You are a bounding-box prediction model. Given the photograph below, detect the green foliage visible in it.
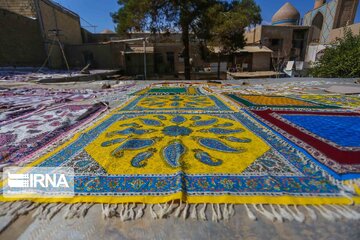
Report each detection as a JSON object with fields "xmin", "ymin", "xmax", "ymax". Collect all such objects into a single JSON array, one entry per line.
[
  {"xmin": 111, "ymin": 0, "xmax": 174, "ymax": 34},
  {"xmin": 112, "ymin": 0, "xmax": 261, "ymax": 48},
  {"xmin": 310, "ymin": 29, "xmax": 360, "ymax": 78},
  {"xmin": 208, "ymin": 0, "xmax": 262, "ymax": 54},
  {"xmin": 111, "ymin": 0, "xmax": 261, "ymax": 79},
  {"xmin": 111, "ymin": 0, "xmax": 216, "ymax": 35}
]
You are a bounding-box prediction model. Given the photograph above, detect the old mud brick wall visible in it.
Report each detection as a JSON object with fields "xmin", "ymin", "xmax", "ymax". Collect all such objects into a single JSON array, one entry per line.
[
  {"xmin": 0, "ymin": 0, "xmax": 36, "ymax": 18},
  {"xmin": 38, "ymin": 0, "xmax": 83, "ymax": 68},
  {"xmin": 0, "ymin": 8, "xmax": 46, "ymax": 66}
]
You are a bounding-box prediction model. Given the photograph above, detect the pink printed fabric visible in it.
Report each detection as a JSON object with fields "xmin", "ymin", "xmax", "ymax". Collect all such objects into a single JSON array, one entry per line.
[
  {"xmin": 0, "ymin": 103, "xmax": 107, "ymax": 165},
  {"xmin": 0, "ymin": 87, "xmax": 96, "ymax": 107},
  {"xmin": 0, "ymin": 87, "xmax": 97, "ymax": 124}
]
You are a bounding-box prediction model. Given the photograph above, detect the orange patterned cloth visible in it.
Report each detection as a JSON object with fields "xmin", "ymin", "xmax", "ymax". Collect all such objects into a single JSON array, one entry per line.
[{"xmin": 240, "ymin": 95, "xmax": 316, "ymax": 106}]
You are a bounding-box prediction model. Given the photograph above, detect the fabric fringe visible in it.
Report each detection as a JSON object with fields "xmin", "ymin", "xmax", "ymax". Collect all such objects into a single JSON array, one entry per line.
[
  {"xmin": 182, "ymin": 202, "xmax": 189, "ymax": 220},
  {"xmin": 244, "ymin": 204, "xmax": 257, "ymax": 221},
  {"xmin": 190, "ymin": 203, "xmax": 198, "ymax": 220},
  {"xmin": 211, "ymin": 204, "xmax": 218, "ymax": 222},
  {"xmin": 223, "ymin": 204, "xmax": 230, "ymax": 221},
  {"xmin": 1, "ymin": 202, "xmax": 359, "ymax": 223},
  {"xmin": 270, "ymin": 204, "xmax": 283, "ymax": 222},
  {"xmin": 149, "ymin": 204, "xmax": 158, "ymax": 220},
  {"xmin": 135, "ymin": 203, "xmax": 146, "ymax": 220},
  {"xmin": 303, "ymin": 205, "xmax": 317, "ymax": 220},
  {"xmin": 64, "ymin": 203, "xmax": 94, "ymax": 219},
  {"xmin": 253, "ymin": 204, "xmax": 275, "ymax": 222},
  {"xmin": 199, "ymin": 203, "xmax": 207, "ymax": 221},
  {"xmin": 1, "ymin": 201, "xmax": 360, "ymax": 233},
  {"xmin": 174, "ymin": 201, "xmax": 183, "ymax": 218},
  {"xmin": 0, "ymin": 201, "xmax": 32, "ymax": 233}
]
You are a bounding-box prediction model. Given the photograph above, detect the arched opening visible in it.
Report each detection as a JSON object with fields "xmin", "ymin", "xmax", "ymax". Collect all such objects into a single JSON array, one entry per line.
[
  {"xmin": 311, "ymin": 12, "xmax": 324, "ymax": 43},
  {"xmin": 316, "ymin": 49, "xmax": 325, "ymax": 61}
]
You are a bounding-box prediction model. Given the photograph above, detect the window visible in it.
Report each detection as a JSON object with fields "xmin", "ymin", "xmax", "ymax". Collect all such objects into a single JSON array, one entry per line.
[
  {"xmin": 166, "ymin": 52, "xmax": 174, "ymax": 63},
  {"xmin": 155, "ymin": 53, "xmax": 163, "ymax": 64},
  {"xmin": 166, "ymin": 52, "xmax": 175, "ymax": 73},
  {"xmin": 269, "ymin": 39, "xmax": 283, "ymax": 52},
  {"xmin": 270, "ymin": 39, "xmax": 282, "ymax": 46}
]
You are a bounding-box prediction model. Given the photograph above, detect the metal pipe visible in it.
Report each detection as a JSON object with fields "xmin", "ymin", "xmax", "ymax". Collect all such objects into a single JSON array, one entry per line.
[
  {"xmin": 144, "ymin": 39, "xmax": 147, "ymax": 80},
  {"xmin": 110, "ymin": 38, "xmax": 146, "ymax": 43}
]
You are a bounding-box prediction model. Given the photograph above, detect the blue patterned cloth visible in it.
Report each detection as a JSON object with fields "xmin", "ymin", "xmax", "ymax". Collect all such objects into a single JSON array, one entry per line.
[{"xmin": 281, "ymin": 115, "xmax": 360, "ymax": 148}]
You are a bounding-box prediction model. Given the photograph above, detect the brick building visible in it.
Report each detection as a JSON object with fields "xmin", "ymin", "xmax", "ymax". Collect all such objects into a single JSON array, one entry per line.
[{"xmin": 245, "ymin": 0, "xmax": 359, "ymax": 71}]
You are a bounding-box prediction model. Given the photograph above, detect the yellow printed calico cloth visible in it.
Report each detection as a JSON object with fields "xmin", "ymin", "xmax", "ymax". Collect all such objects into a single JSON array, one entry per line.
[
  {"xmin": 132, "ymin": 86, "xmax": 201, "ymax": 95},
  {"xmin": 299, "ymin": 95, "xmax": 360, "ymax": 108},
  {"xmin": 2, "ymin": 92, "xmax": 359, "ymax": 205},
  {"xmin": 225, "ymin": 94, "xmax": 338, "ymax": 109},
  {"xmin": 86, "ymin": 114, "xmax": 268, "ymax": 175},
  {"xmin": 240, "ymin": 95, "xmax": 316, "ymax": 106}
]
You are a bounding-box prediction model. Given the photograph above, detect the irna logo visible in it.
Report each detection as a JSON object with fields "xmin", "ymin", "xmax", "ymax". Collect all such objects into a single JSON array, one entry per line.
[
  {"xmin": 3, "ymin": 167, "xmax": 74, "ymax": 198},
  {"xmin": 7, "ymin": 172, "xmax": 69, "ymax": 188}
]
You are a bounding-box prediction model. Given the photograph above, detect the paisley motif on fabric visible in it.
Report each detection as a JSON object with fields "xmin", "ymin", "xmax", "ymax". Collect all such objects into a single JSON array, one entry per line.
[
  {"xmin": 120, "ymin": 95, "xmax": 232, "ymax": 111},
  {"xmin": 162, "ymin": 140, "xmax": 186, "ymax": 168},
  {"xmin": 12, "ymin": 86, "xmax": 359, "ymax": 205}
]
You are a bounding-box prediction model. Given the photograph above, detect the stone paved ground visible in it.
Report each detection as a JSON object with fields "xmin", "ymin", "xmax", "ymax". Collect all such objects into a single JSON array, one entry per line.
[{"xmin": 1, "ymin": 205, "xmax": 360, "ymax": 240}]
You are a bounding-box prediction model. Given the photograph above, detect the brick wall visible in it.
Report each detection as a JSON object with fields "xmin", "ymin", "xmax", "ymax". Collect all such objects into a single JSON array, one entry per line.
[
  {"xmin": 0, "ymin": 8, "xmax": 46, "ymax": 66},
  {"xmin": 65, "ymin": 42, "xmax": 126, "ymax": 69},
  {"xmin": 252, "ymin": 52, "xmax": 271, "ymax": 71},
  {"xmin": 38, "ymin": 0, "xmax": 83, "ymax": 45},
  {"xmin": 0, "ymin": 0, "xmax": 36, "ymax": 18}
]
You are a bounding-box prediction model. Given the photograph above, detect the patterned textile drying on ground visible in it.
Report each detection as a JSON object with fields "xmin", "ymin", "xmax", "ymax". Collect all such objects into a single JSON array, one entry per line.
[
  {"xmin": 0, "ymin": 88, "xmax": 96, "ymax": 110},
  {"xmin": 0, "ymin": 105, "xmax": 43, "ymax": 124},
  {"xmin": 122, "ymin": 94, "xmax": 233, "ymax": 112},
  {"xmin": 225, "ymin": 94, "xmax": 338, "ymax": 109},
  {"xmin": 92, "ymin": 82, "xmax": 137, "ymax": 96},
  {"xmin": 2, "ymin": 91, "xmax": 359, "ymax": 206},
  {"xmin": 0, "ymin": 69, "xmax": 84, "ymax": 82},
  {"xmin": 249, "ymin": 109, "xmax": 360, "ymax": 180},
  {"xmin": 0, "ymin": 87, "xmax": 96, "ymax": 105},
  {"xmin": 0, "ymin": 103, "xmax": 108, "ymax": 166},
  {"xmin": 0, "ymin": 93, "xmax": 57, "ymax": 109},
  {"xmin": 210, "ymin": 81, "xmax": 338, "ymax": 95},
  {"xmin": 133, "ymin": 86, "xmax": 203, "ymax": 95},
  {"xmin": 298, "ymin": 95, "xmax": 360, "ymax": 108},
  {"xmin": 0, "ymin": 87, "xmax": 98, "ymax": 123},
  {"xmin": 94, "ymin": 83, "xmax": 143, "ymax": 107}
]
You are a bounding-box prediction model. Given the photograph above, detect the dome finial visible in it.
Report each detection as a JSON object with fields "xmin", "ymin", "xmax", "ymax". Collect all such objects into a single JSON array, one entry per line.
[
  {"xmin": 272, "ymin": 2, "xmax": 300, "ymax": 26},
  {"xmin": 314, "ymin": 0, "xmax": 326, "ymax": 9}
]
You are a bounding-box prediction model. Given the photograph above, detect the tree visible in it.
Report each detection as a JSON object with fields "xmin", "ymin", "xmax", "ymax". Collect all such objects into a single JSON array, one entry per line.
[
  {"xmin": 310, "ymin": 28, "xmax": 360, "ymax": 78},
  {"xmin": 112, "ymin": 0, "xmax": 217, "ymax": 79},
  {"xmin": 207, "ymin": 0, "xmax": 261, "ymax": 78},
  {"xmin": 112, "ymin": 1, "xmax": 177, "ymax": 35},
  {"xmin": 112, "ymin": 0, "xmax": 261, "ymax": 80}
]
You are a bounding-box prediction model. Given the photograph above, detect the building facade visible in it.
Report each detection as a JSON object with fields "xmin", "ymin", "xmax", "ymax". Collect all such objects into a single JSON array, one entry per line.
[
  {"xmin": 303, "ymin": 0, "xmax": 359, "ymax": 62},
  {"xmin": 0, "ymin": 0, "xmax": 205, "ymax": 76},
  {"xmin": 246, "ymin": 0, "xmax": 359, "ymax": 70},
  {"xmin": 1, "ymin": 0, "xmax": 358, "ymax": 76},
  {"xmin": 245, "ymin": 2, "xmax": 310, "ymax": 72},
  {"xmin": 0, "ymin": 7, "xmax": 46, "ymax": 66},
  {"xmin": 0, "ymin": 0, "xmax": 83, "ymax": 68}
]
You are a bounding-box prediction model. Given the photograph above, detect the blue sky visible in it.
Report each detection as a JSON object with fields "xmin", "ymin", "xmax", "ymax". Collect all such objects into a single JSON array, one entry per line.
[{"xmin": 54, "ymin": 0, "xmax": 360, "ymax": 33}]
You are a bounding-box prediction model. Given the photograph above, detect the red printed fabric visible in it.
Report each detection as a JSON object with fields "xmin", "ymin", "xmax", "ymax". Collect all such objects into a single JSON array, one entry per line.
[{"xmin": 250, "ymin": 109, "xmax": 360, "ymax": 178}]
